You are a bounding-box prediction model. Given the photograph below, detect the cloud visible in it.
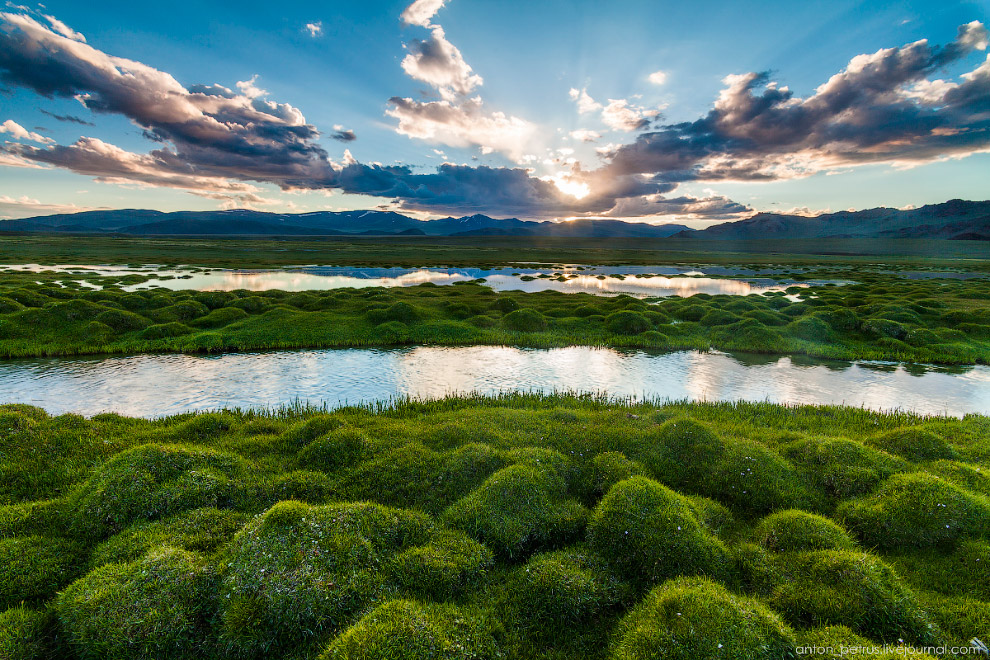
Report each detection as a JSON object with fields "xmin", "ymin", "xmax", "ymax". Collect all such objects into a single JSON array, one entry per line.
[
  {"xmin": 0, "ymin": 119, "xmax": 54, "ymax": 143},
  {"xmin": 569, "ymin": 87, "xmax": 602, "ymax": 114},
  {"xmin": 0, "ymin": 12, "xmax": 334, "ymax": 189},
  {"xmin": 188, "ymin": 190, "xmax": 283, "ymax": 210},
  {"xmin": 304, "ymin": 21, "xmax": 322, "ymax": 37},
  {"xmin": 386, "ymin": 96, "xmax": 535, "ymax": 161},
  {"xmin": 601, "ymin": 98, "xmax": 659, "ymax": 131},
  {"xmin": 390, "ymin": 4, "xmax": 535, "ymax": 161},
  {"xmin": 648, "ymin": 70, "xmax": 668, "ymax": 85},
  {"xmin": 39, "ymin": 109, "xmax": 95, "ymax": 125},
  {"xmin": 5, "ymin": 136, "xmax": 272, "ymax": 192},
  {"xmin": 0, "ymin": 194, "xmax": 99, "ymax": 219},
  {"xmin": 602, "ymin": 193, "xmax": 750, "ymax": 219},
  {"xmin": 42, "ymin": 13, "xmax": 84, "ymax": 42},
  {"xmin": 2, "ymin": 10, "xmax": 986, "ymax": 224},
  {"xmin": 401, "ymin": 26, "xmax": 482, "ymax": 98},
  {"xmin": 400, "ymin": 0, "xmax": 447, "ymax": 28},
  {"xmin": 331, "ymin": 125, "xmax": 356, "ymax": 142},
  {"xmin": 570, "ymin": 129, "xmax": 601, "ymax": 142},
  {"xmin": 235, "ymin": 75, "xmax": 266, "ymax": 99},
  {"xmin": 604, "ymin": 20, "xmax": 990, "ymax": 182}
]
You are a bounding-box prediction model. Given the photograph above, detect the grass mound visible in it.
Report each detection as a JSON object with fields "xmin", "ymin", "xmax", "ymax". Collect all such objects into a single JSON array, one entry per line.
[
  {"xmin": 319, "ymin": 600, "xmax": 502, "ymax": 660},
  {"xmin": 589, "ymin": 451, "xmax": 646, "ymax": 498},
  {"xmin": 782, "ymin": 436, "xmax": 907, "ymax": 501},
  {"xmin": 337, "ymin": 442, "xmax": 509, "ymax": 513},
  {"xmin": 56, "ymin": 546, "xmax": 217, "ymax": 660},
  {"xmin": 0, "ymin": 397, "xmax": 987, "ymax": 659},
  {"xmin": 501, "ymin": 308, "xmax": 548, "ymax": 332},
  {"xmin": 297, "ymin": 428, "xmax": 371, "ymax": 472},
  {"xmin": 0, "ymin": 606, "xmax": 54, "ymax": 660},
  {"xmin": 869, "ymin": 427, "xmax": 957, "ymax": 462},
  {"xmin": 500, "ymin": 548, "xmax": 627, "ymax": 627},
  {"xmin": 218, "ymin": 500, "xmax": 433, "ymax": 655},
  {"xmin": 838, "ymin": 473, "xmax": 990, "ymax": 549},
  {"xmin": 443, "ymin": 464, "xmax": 587, "ymax": 559},
  {"xmin": 888, "ymin": 539, "xmax": 990, "ymax": 602},
  {"xmin": 753, "ymin": 510, "xmax": 856, "ymax": 552},
  {"xmin": 0, "ymin": 535, "xmax": 83, "ymax": 608},
  {"xmin": 605, "ymin": 311, "xmax": 651, "ymax": 334},
  {"xmin": 89, "ymin": 507, "xmax": 249, "ymax": 567},
  {"xmin": 587, "ymin": 477, "xmax": 729, "ymax": 586},
  {"xmin": 648, "ymin": 419, "xmax": 816, "ymax": 515},
  {"xmin": 390, "ymin": 529, "xmax": 494, "ymax": 600},
  {"xmin": 610, "ymin": 576, "xmax": 795, "ymax": 660},
  {"xmin": 67, "ymin": 444, "xmax": 248, "ymax": 538},
  {"xmin": 191, "ymin": 307, "xmax": 248, "ymax": 329},
  {"xmin": 767, "ymin": 550, "xmax": 937, "ymax": 644}
]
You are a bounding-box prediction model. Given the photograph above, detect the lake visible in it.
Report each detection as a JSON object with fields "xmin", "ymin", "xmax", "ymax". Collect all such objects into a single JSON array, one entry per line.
[
  {"xmin": 1, "ymin": 346, "xmax": 986, "ymax": 418},
  {"xmin": 2, "ymin": 263, "xmax": 844, "ymax": 298}
]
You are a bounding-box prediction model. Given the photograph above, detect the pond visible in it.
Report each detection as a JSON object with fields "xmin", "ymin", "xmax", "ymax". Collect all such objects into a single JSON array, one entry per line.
[
  {"xmin": 1, "ymin": 264, "xmax": 844, "ymax": 298},
  {"xmin": 0, "ymin": 346, "xmax": 986, "ymax": 418}
]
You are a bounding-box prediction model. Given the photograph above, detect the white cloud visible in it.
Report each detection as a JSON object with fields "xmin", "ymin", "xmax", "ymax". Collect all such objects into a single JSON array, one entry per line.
[
  {"xmin": 387, "ymin": 96, "xmax": 536, "ymax": 161},
  {"xmin": 235, "ymin": 75, "xmax": 266, "ymax": 99},
  {"xmin": 648, "ymin": 70, "xmax": 668, "ymax": 85},
  {"xmin": 0, "ymin": 195, "xmax": 98, "ymax": 219},
  {"xmin": 304, "ymin": 21, "xmax": 322, "ymax": 37},
  {"xmin": 188, "ymin": 190, "xmax": 283, "ymax": 210},
  {"xmin": 400, "ymin": 0, "xmax": 447, "ymax": 27},
  {"xmin": 0, "ymin": 119, "xmax": 54, "ymax": 144},
  {"xmin": 601, "ymin": 99, "xmax": 659, "ymax": 132},
  {"xmin": 401, "ymin": 26, "xmax": 482, "ymax": 98},
  {"xmin": 569, "ymin": 87, "xmax": 602, "ymax": 114},
  {"xmin": 43, "ymin": 14, "xmax": 85, "ymax": 42},
  {"xmin": 569, "ymin": 129, "xmax": 601, "ymax": 142},
  {"xmin": 900, "ymin": 78, "xmax": 957, "ymax": 103}
]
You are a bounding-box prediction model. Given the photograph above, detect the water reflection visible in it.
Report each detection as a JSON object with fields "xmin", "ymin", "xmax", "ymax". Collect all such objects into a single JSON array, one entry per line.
[
  {"xmin": 0, "ymin": 347, "xmax": 986, "ymax": 418},
  {"xmin": 1, "ymin": 263, "xmax": 847, "ymax": 298}
]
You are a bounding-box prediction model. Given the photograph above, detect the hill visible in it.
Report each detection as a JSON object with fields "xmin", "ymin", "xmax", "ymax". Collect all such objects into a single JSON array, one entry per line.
[
  {"xmin": 0, "ymin": 209, "xmax": 691, "ymax": 238},
  {"xmin": 676, "ymin": 199, "xmax": 990, "ymax": 240}
]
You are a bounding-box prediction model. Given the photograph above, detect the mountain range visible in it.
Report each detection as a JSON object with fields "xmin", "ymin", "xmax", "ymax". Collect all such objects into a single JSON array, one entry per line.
[
  {"xmin": 672, "ymin": 199, "xmax": 990, "ymax": 241},
  {"xmin": 1, "ymin": 199, "xmax": 987, "ymax": 240}
]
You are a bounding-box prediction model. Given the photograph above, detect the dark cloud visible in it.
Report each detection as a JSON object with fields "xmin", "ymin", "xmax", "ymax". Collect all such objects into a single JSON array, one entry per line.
[
  {"xmin": 39, "ymin": 109, "xmax": 95, "ymax": 126},
  {"xmin": 330, "ymin": 129, "xmax": 357, "ymax": 142},
  {"xmin": 604, "ymin": 21, "xmax": 990, "ymax": 182},
  {"xmin": 0, "ymin": 13, "xmax": 334, "ymax": 190}
]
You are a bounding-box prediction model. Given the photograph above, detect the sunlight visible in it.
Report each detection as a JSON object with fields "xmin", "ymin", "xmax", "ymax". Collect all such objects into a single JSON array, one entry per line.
[{"xmin": 550, "ymin": 175, "xmax": 591, "ymax": 200}]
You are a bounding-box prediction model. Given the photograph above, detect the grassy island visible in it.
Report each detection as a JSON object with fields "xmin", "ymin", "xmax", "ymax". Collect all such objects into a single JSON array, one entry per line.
[
  {"xmin": 1, "ymin": 395, "xmax": 988, "ymax": 659},
  {"xmin": 1, "ymin": 272, "xmax": 988, "ymax": 364}
]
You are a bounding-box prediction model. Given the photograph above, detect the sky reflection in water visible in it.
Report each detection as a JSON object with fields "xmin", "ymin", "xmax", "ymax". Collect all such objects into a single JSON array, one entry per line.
[{"xmin": 0, "ymin": 347, "xmax": 985, "ymax": 418}]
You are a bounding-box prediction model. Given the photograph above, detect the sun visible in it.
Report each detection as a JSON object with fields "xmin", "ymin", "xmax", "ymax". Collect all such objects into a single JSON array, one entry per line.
[{"xmin": 550, "ymin": 175, "xmax": 591, "ymax": 200}]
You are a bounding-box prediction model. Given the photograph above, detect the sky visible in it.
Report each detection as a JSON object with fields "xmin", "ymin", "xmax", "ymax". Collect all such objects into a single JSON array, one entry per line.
[{"xmin": 0, "ymin": 0, "xmax": 988, "ymax": 226}]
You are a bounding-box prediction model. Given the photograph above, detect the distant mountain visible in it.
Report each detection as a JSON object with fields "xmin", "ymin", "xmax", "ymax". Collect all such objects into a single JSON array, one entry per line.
[
  {"xmin": 674, "ymin": 199, "xmax": 990, "ymax": 241},
  {"xmin": 0, "ymin": 208, "xmax": 692, "ymax": 238},
  {"xmin": 3, "ymin": 200, "xmax": 987, "ymax": 239}
]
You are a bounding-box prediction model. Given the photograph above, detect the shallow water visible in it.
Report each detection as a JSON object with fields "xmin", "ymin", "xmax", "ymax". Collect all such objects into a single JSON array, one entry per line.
[
  {"xmin": 1, "ymin": 346, "xmax": 986, "ymax": 418},
  {"xmin": 1, "ymin": 263, "xmax": 840, "ymax": 298}
]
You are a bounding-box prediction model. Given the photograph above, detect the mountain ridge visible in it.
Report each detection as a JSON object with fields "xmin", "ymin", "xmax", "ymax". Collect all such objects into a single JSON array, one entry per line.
[
  {"xmin": 2, "ymin": 199, "xmax": 988, "ymax": 239},
  {"xmin": 671, "ymin": 199, "xmax": 990, "ymax": 241}
]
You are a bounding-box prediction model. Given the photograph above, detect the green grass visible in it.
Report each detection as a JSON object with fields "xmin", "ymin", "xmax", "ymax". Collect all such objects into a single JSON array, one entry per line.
[
  {"xmin": 1, "ymin": 271, "xmax": 989, "ymax": 363},
  {"xmin": 2, "ymin": 234, "xmax": 989, "ymax": 269},
  {"xmin": 0, "ymin": 395, "xmax": 988, "ymax": 658}
]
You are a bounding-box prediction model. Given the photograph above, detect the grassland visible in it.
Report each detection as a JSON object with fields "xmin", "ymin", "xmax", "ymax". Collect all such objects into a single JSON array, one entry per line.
[
  {"xmin": 0, "ymin": 272, "xmax": 988, "ymax": 364},
  {"xmin": 0, "ymin": 395, "xmax": 988, "ymax": 659},
  {"xmin": 2, "ymin": 234, "xmax": 990, "ymax": 269}
]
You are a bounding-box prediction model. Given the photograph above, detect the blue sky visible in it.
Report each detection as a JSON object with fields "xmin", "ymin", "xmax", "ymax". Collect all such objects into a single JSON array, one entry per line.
[{"xmin": 0, "ymin": 0, "xmax": 988, "ymax": 225}]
